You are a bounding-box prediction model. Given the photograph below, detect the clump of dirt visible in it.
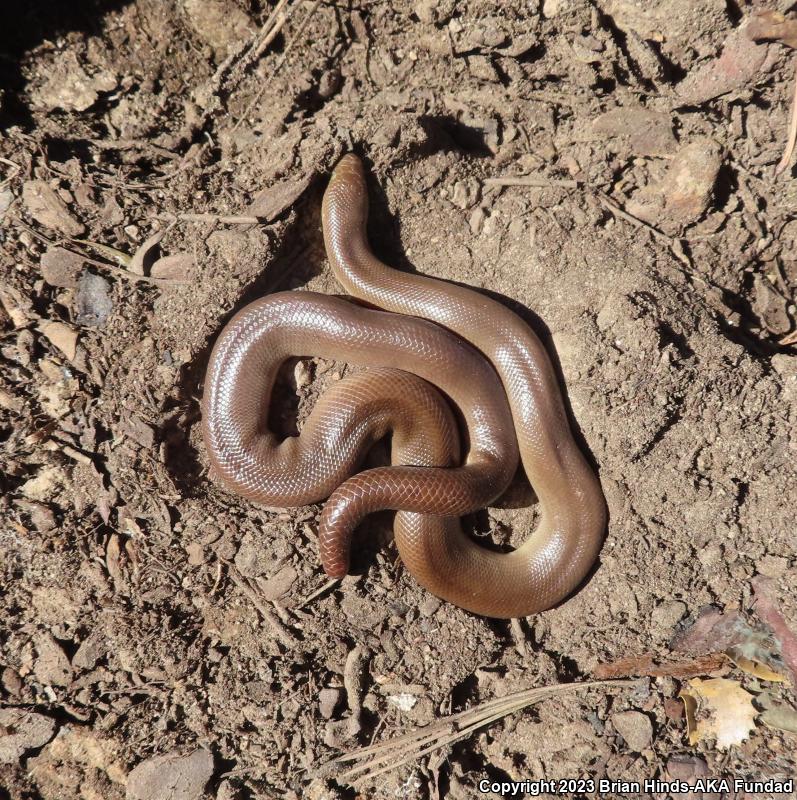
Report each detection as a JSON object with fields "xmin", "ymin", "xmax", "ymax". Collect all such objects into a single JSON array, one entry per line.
[{"xmin": 1, "ymin": 1, "xmax": 796, "ymax": 798}]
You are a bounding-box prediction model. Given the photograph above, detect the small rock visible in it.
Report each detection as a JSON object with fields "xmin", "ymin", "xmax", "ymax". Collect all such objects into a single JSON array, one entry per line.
[
  {"xmin": 414, "ymin": 0, "xmax": 439, "ymax": 24},
  {"xmin": 294, "ymin": 360, "xmax": 312, "ymax": 389},
  {"xmin": 40, "ymin": 321, "xmax": 79, "ymax": 361},
  {"xmin": 387, "ymin": 692, "xmax": 418, "ymax": 712},
  {"xmin": 116, "ymin": 413, "xmax": 156, "ymax": 449},
  {"xmin": 15, "ymin": 499, "xmax": 57, "ymax": 532},
  {"xmin": 612, "ymin": 710, "xmax": 653, "ymax": 751},
  {"xmin": 257, "ymin": 565, "xmax": 297, "ymax": 601},
  {"xmin": 1, "ymin": 666, "xmax": 23, "ymax": 697},
  {"xmin": 0, "ymin": 709, "xmax": 56, "ymax": 764},
  {"xmin": 468, "ymin": 55, "xmax": 499, "ymax": 82},
  {"xmin": 757, "ymin": 555, "xmax": 788, "ymax": 578},
  {"xmin": 0, "ymin": 188, "xmax": 14, "ymax": 220},
  {"xmin": 99, "ymin": 195, "xmax": 125, "ymax": 227},
  {"xmin": 449, "ymin": 179, "xmax": 480, "ymax": 210},
  {"xmin": 72, "ymin": 632, "xmax": 107, "ymax": 670},
  {"xmin": 185, "ymin": 541, "xmax": 206, "ymax": 566},
  {"xmin": 21, "ymin": 465, "xmax": 66, "ymax": 502},
  {"xmin": 183, "ymin": 0, "xmax": 256, "ymax": 60},
  {"xmin": 626, "ymin": 138, "xmax": 723, "ymax": 234},
  {"xmin": 752, "ymin": 276, "xmax": 791, "ymax": 335},
  {"xmin": 31, "ymin": 51, "xmax": 116, "ymax": 112},
  {"xmin": 322, "ymin": 719, "xmax": 350, "ymax": 748},
  {"xmin": 40, "ymin": 246, "xmax": 85, "ymax": 288},
  {"xmin": 318, "ymin": 687, "xmax": 343, "ymax": 719},
  {"xmin": 75, "ymin": 272, "xmax": 113, "ymax": 327},
  {"xmin": 150, "ymin": 253, "xmax": 193, "ymax": 281},
  {"xmin": 651, "ymin": 600, "xmax": 687, "ymax": 637},
  {"xmin": 418, "ymin": 596, "xmax": 441, "ymax": 616},
  {"xmin": 666, "ymin": 754, "xmax": 709, "ymax": 780},
  {"xmin": 469, "ymin": 206, "xmax": 486, "ymax": 235},
  {"xmin": 126, "ymin": 748, "xmax": 214, "ymax": 800},
  {"xmin": 33, "ymin": 632, "xmax": 73, "ymax": 687},
  {"xmin": 22, "ymin": 180, "xmax": 85, "ymax": 237}
]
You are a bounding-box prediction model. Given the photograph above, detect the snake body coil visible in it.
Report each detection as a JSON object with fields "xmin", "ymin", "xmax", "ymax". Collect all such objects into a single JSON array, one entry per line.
[{"xmin": 202, "ymin": 154, "xmax": 606, "ymax": 618}]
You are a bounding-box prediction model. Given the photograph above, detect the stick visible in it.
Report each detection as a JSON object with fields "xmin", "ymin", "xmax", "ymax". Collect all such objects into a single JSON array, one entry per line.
[{"xmin": 775, "ymin": 58, "xmax": 797, "ymax": 176}]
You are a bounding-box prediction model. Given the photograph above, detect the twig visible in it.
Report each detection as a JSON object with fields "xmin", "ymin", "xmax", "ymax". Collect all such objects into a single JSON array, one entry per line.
[
  {"xmin": 775, "ymin": 57, "xmax": 797, "ymax": 176},
  {"xmin": 229, "ymin": 567, "xmax": 300, "ymax": 649},
  {"xmin": 0, "ymin": 157, "xmax": 22, "ymax": 190},
  {"xmin": 252, "ymin": 0, "xmax": 291, "ymax": 60},
  {"xmin": 593, "ymin": 652, "xmax": 729, "ymax": 680},
  {"xmin": 13, "ymin": 221, "xmax": 188, "ymax": 286},
  {"xmin": 483, "ymin": 175, "xmax": 579, "ymax": 189},
  {"xmin": 231, "ymin": 0, "xmax": 322, "ymax": 133},
  {"xmin": 296, "ymin": 576, "xmax": 340, "ymax": 609},
  {"xmin": 596, "ymin": 191, "xmax": 694, "ymax": 270},
  {"xmin": 779, "ymin": 329, "xmax": 797, "ymax": 346},
  {"xmin": 169, "ymin": 213, "xmax": 261, "ymax": 225},
  {"xmin": 328, "ymin": 679, "xmax": 635, "ymax": 785}
]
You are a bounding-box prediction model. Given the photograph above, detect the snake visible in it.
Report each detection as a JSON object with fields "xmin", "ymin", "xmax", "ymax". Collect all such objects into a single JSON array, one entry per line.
[{"xmin": 201, "ymin": 153, "xmax": 606, "ymax": 618}]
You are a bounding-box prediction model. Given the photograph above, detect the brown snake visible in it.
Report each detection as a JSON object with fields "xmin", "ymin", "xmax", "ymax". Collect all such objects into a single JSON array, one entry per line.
[{"xmin": 201, "ymin": 154, "xmax": 606, "ymax": 618}]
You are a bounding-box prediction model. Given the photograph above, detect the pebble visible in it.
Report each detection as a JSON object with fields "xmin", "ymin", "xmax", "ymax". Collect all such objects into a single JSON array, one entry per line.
[
  {"xmin": 650, "ymin": 599, "xmax": 687, "ymax": 638},
  {"xmin": 40, "ymin": 246, "xmax": 84, "ymax": 288},
  {"xmin": 22, "ymin": 180, "xmax": 85, "ymax": 237},
  {"xmin": 0, "ymin": 709, "xmax": 56, "ymax": 764},
  {"xmin": 318, "ymin": 687, "xmax": 343, "ymax": 719},
  {"xmin": 756, "ymin": 554, "xmax": 788, "ymax": 578},
  {"xmin": 294, "ymin": 360, "xmax": 312, "ymax": 389},
  {"xmin": 626, "ymin": 138, "xmax": 723, "ymax": 234},
  {"xmin": 126, "ymin": 748, "xmax": 214, "ymax": 800},
  {"xmin": 612, "ymin": 710, "xmax": 653, "ymax": 752},
  {"xmin": 33, "ymin": 632, "xmax": 73, "ymax": 688},
  {"xmin": 183, "ymin": 0, "xmax": 255, "ymax": 60},
  {"xmin": 40, "ymin": 321, "xmax": 79, "ymax": 361}
]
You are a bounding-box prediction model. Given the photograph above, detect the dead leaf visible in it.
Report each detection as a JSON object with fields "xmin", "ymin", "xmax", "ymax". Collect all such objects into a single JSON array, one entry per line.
[
  {"xmin": 22, "ymin": 180, "xmax": 85, "ymax": 236},
  {"xmin": 675, "ymin": 20, "xmax": 769, "ymax": 106},
  {"xmin": 106, "ymin": 534, "xmax": 124, "ymax": 583},
  {"xmin": 752, "ymin": 577, "xmax": 797, "ymax": 686},
  {"xmin": 129, "ymin": 230, "xmax": 165, "ymax": 275},
  {"xmin": 680, "ymin": 678, "xmax": 757, "ymax": 749},
  {"xmin": 246, "ymin": 172, "xmax": 314, "ymax": 224},
  {"xmin": 673, "ymin": 606, "xmax": 788, "ymax": 680},
  {"xmin": 150, "ymin": 253, "xmax": 194, "ymax": 281},
  {"xmin": 758, "ymin": 693, "xmax": 797, "ymax": 734},
  {"xmin": 726, "ymin": 648, "xmax": 786, "ymax": 682}
]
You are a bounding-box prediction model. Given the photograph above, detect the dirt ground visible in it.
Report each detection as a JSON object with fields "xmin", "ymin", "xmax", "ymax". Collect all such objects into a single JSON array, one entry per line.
[{"xmin": 1, "ymin": 1, "xmax": 797, "ymax": 798}]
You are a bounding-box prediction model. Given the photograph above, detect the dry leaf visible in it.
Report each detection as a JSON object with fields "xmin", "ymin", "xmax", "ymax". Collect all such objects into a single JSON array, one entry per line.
[
  {"xmin": 758, "ymin": 693, "xmax": 797, "ymax": 734},
  {"xmin": 680, "ymin": 678, "xmax": 757, "ymax": 749},
  {"xmin": 246, "ymin": 172, "xmax": 314, "ymax": 223},
  {"xmin": 752, "ymin": 577, "xmax": 797, "ymax": 686},
  {"xmin": 105, "ymin": 534, "xmax": 124, "ymax": 583},
  {"xmin": 129, "ymin": 230, "xmax": 165, "ymax": 275},
  {"xmin": 726, "ymin": 648, "xmax": 786, "ymax": 682},
  {"xmin": 150, "ymin": 253, "xmax": 193, "ymax": 281},
  {"xmin": 22, "ymin": 180, "xmax": 85, "ymax": 236},
  {"xmin": 675, "ymin": 20, "xmax": 769, "ymax": 106}
]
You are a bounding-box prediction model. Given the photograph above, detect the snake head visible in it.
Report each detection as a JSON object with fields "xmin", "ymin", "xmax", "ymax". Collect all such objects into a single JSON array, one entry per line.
[{"xmin": 323, "ymin": 153, "xmax": 370, "ymax": 232}]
